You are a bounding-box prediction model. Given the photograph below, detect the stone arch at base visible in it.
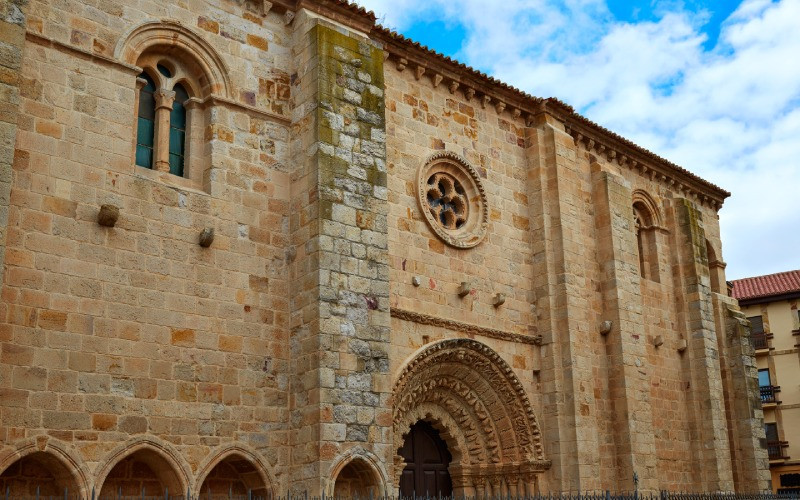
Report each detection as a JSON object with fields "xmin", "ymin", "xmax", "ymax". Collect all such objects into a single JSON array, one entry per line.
[
  {"xmin": 194, "ymin": 443, "xmax": 276, "ymax": 499},
  {"xmin": 0, "ymin": 437, "xmax": 90, "ymax": 499},
  {"xmin": 392, "ymin": 338, "xmax": 551, "ymax": 496},
  {"xmin": 94, "ymin": 436, "xmax": 191, "ymax": 497},
  {"xmin": 328, "ymin": 448, "xmax": 388, "ymax": 498}
]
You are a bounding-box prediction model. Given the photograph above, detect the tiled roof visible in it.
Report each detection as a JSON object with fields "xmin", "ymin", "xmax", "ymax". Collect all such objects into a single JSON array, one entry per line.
[{"xmin": 730, "ymin": 270, "xmax": 800, "ymax": 301}]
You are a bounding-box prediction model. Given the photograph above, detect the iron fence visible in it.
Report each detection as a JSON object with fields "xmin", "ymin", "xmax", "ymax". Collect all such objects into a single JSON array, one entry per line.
[{"xmin": 4, "ymin": 489, "xmax": 800, "ymax": 500}]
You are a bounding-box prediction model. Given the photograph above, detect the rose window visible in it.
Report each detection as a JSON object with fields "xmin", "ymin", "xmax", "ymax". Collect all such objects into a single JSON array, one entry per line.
[
  {"xmin": 416, "ymin": 152, "xmax": 488, "ymax": 249},
  {"xmin": 426, "ymin": 173, "xmax": 469, "ymax": 230}
]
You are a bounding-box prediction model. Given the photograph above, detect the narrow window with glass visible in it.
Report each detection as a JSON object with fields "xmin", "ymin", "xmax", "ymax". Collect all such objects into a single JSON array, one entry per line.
[
  {"xmin": 168, "ymin": 84, "xmax": 188, "ymax": 177},
  {"xmin": 136, "ymin": 72, "xmax": 156, "ymax": 168}
]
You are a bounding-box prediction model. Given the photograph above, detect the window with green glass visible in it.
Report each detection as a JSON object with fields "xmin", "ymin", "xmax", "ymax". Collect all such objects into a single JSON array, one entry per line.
[
  {"xmin": 135, "ymin": 73, "xmax": 156, "ymax": 168},
  {"xmin": 168, "ymin": 84, "xmax": 188, "ymax": 177}
]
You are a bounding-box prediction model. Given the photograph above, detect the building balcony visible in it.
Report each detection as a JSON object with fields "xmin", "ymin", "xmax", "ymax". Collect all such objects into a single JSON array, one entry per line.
[
  {"xmin": 751, "ymin": 332, "xmax": 773, "ymax": 352},
  {"xmin": 768, "ymin": 440, "xmax": 790, "ymax": 460},
  {"xmin": 761, "ymin": 385, "xmax": 781, "ymax": 406}
]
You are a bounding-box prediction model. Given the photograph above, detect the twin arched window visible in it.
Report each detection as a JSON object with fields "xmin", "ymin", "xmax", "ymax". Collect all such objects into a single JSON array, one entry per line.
[{"xmin": 135, "ymin": 62, "xmax": 194, "ymax": 178}]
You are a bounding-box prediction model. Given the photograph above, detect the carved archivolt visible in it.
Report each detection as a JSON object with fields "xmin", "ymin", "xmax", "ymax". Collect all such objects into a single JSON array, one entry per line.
[{"xmin": 392, "ymin": 339, "xmax": 550, "ymax": 489}]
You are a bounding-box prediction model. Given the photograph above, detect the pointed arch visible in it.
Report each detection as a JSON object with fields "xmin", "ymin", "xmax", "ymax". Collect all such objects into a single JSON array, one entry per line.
[
  {"xmin": 0, "ymin": 437, "xmax": 89, "ymax": 499},
  {"xmin": 115, "ymin": 20, "xmax": 232, "ymax": 99},
  {"xmin": 94, "ymin": 436, "xmax": 191, "ymax": 496},
  {"xmin": 328, "ymin": 448, "xmax": 389, "ymax": 498},
  {"xmin": 194, "ymin": 443, "xmax": 276, "ymax": 498},
  {"xmin": 391, "ymin": 339, "xmax": 549, "ymax": 494}
]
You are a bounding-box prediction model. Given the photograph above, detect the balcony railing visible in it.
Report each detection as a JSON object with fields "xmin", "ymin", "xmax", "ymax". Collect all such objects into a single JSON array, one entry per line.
[
  {"xmin": 768, "ymin": 440, "xmax": 790, "ymax": 460},
  {"xmin": 761, "ymin": 385, "xmax": 781, "ymax": 404},
  {"xmin": 751, "ymin": 332, "xmax": 773, "ymax": 351}
]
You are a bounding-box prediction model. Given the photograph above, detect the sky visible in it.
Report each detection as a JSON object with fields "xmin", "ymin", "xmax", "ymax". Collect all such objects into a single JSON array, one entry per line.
[{"xmin": 353, "ymin": 0, "xmax": 800, "ymax": 280}]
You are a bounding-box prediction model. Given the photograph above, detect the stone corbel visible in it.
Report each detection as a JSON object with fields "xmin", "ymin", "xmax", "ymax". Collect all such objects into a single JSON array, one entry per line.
[
  {"xmin": 464, "ymin": 87, "xmax": 475, "ymax": 100},
  {"xmin": 525, "ymin": 113, "xmax": 535, "ymax": 127},
  {"xmin": 481, "ymin": 94, "xmax": 491, "ymax": 109},
  {"xmin": 414, "ymin": 64, "xmax": 426, "ymax": 80},
  {"xmin": 396, "ymin": 57, "xmax": 407, "ymax": 72},
  {"xmin": 448, "ymin": 80, "xmax": 459, "ymax": 94},
  {"xmin": 261, "ymin": 0, "xmax": 273, "ymax": 15},
  {"xmin": 283, "ymin": 10, "xmax": 294, "ymax": 25},
  {"xmin": 512, "ymin": 108, "xmax": 521, "ymax": 120},
  {"xmin": 494, "ymin": 101, "xmax": 506, "ymax": 114},
  {"xmin": 607, "ymin": 149, "xmax": 616, "ymax": 162},
  {"xmin": 432, "ymin": 73, "xmax": 443, "ymax": 88}
]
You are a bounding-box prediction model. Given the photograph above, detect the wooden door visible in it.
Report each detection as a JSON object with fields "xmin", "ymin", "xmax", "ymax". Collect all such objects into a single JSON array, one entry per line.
[{"xmin": 399, "ymin": 421, "xmax": 453, "ymax": 497}]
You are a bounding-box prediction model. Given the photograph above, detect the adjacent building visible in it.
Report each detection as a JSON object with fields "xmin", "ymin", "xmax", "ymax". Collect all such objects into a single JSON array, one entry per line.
[
  {"xmin": 0, "ymin": 0, "xmax": 770, "ymax": 496},
  {"xmin": 732, "ymin": 270, "xmax": 800, "ymax": 494}
]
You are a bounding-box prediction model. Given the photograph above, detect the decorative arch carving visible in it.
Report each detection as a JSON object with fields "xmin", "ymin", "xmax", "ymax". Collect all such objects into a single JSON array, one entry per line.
[
  {"xmin": 115, "ymin": 20, "xmax": 232, "ymax": 99},
  {"xmin": 93, "ymin": 435, "xmax": 192, "ymax": 495},
  {"xmin": 194, "ymin": 443, "xmax": 276, "ymax": 498},
  {"xmin": 391, "ymin": 339, "xmax": 550, "ymax": 492},
  {"xmin": 0, "ymin": 436, "xmax": 90, "ymax": 499}
]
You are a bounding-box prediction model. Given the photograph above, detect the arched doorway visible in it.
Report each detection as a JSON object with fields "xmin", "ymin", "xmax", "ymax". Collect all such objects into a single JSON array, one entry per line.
[
  {"xmin": 399, "ymin": 421, "xmax": 452, "ymax": 497},
  {"xmin": 392, "ymin": 339, "xmax": 551, "ymax": 496}
]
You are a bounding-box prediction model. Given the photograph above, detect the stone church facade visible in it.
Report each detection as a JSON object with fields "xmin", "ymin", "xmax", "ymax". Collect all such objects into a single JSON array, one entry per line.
[{"xmin": 0, "ymin": 0, "xmax": 770, "ymax": 496}]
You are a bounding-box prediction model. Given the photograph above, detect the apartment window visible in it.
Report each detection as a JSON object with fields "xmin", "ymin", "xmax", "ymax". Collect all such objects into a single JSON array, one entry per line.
[
  {"xmin": 758, "ymin": 369, "xmax": 771, "ymax": 387},
  {"xmin": 748, "ymin": 316, "xmax": 764, "ymax": 334}
]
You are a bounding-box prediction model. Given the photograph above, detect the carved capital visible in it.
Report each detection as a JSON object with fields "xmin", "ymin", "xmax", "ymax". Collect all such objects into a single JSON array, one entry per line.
[{"xmin": 154, "ymin": 88, "xmax": 176, "ymax": 110}]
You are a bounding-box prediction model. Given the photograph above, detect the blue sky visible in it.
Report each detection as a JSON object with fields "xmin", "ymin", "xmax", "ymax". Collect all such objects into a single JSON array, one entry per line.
[{"xmin": 356, "ymin": 0, "xmax": 800, "ymax": 280}]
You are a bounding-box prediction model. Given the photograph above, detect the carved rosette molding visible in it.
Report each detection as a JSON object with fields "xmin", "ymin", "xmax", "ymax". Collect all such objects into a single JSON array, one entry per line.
[{"xmin": 390, "ymin": 308, "xmax": 541, "ymax": 345}]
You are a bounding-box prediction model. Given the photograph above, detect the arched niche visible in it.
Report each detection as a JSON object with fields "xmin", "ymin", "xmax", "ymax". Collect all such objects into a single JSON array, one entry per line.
[
  {"xmin": 0, "ymin": 438, "xmax": 88, "ymax": 499},
  {"xmin": 391, "ymin": 339, "xmax": 550, "ymax": 496},
  {"xmin": 329, "ymin": 449, "xmax": 387, "ymax": 499},
  {"xmin": 94, "ymin": 437, "xmax": 190, "ymax": 497},
  {"xmin": 195, "ymin": 445, "xmax": 275, "ymax": 499}
]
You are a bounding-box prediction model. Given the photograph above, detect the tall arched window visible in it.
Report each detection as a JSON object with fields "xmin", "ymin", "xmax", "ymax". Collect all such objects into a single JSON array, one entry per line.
[{"xmin": 633, "ymin": 199, "xmax": 660, "ymax": 282}]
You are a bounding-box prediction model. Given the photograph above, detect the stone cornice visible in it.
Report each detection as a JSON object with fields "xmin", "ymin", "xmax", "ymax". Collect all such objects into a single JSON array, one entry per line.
[
  {"xmin": 390, "ymin": 308, "xmax": 541, "ymax": 345},
  {"xmin": 562, "ymin": 118, "xmax": 729, "ymax": 210}
]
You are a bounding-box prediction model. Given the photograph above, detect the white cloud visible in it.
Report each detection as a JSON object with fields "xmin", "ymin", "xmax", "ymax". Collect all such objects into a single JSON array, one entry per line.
[{"xmin": 355, "ymin": 0, "xmax": 800, "ymax": 278}]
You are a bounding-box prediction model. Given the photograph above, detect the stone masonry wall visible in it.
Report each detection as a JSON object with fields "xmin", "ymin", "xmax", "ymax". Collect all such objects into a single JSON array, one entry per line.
[
  {"xmin": 1, "ymin": 0, "xmax": 295, "ymax": 493},
  {"xmin": 288, "ymin": 16, "xmax": 391, "ymax": 495}
]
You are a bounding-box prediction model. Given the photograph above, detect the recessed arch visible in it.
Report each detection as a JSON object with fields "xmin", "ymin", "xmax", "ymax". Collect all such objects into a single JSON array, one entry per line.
[
  {"xmin": 94, "ymin": 436, "xmax": 191, "ymax": 497},
  {"xmin": 194, "ymin": 444, "xmax": 276, "ymax": 499},
  {"xmin": 115, "ymin": 20, "xmax": 232, "ymax": 99},
  {"xmin": 328, "ymin": 448, "xmax": 388, "ymax": 498},
  {"xmin": 391, "ymin": 339, "xmax": 550, "ymax": 494},
  {"xmin": 0, "ymin": 437, "xmax": 89, "ymax": 499},
  {"xmin": 631, "ymin": 189, "xmax": 663, "ymax": 228}
]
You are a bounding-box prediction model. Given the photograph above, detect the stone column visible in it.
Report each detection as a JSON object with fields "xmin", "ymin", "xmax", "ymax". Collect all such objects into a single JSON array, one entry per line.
[
  {"xmin": 525, "ymin": 111, "xmax": 601, "ymax": 491},
  {"xmin": 591, "ymin": 166, "xmax": 657, "ymax": 491},
  {"xmin": 669, "ymin": 198, "xmax": 734, "ymax": 491},
  {"xmin": 288, "ymin": 12, "xmax": 390, "ymax": 495},
  {"xmin": 152, "ymin": 88, "xmax": 175, "ymax": 172}
]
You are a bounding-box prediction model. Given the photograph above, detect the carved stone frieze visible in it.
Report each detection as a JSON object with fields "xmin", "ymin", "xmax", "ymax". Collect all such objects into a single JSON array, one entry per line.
[{"xmin": 390, "ymin": 308, "xmax": 541, "ymax": 345}]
